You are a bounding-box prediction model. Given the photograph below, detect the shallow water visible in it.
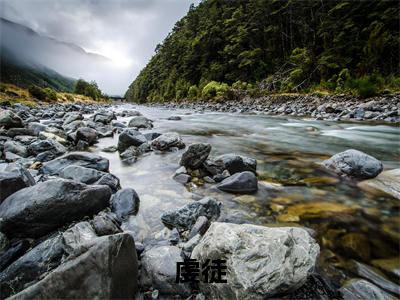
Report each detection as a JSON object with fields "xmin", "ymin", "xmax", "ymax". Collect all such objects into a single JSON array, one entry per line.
[{"xmin": 92, "ymin": 104, "xmax": 399, "ymax": 284}]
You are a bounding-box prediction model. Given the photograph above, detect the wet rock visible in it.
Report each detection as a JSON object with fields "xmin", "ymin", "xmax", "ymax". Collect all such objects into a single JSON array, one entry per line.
[
  {"xmin": 323, "ymin": 149, "xmax": 383, "ymax": 179},
  {"xmin": 91, "ymin": 211, "xmax": 121, "ymax": 236},
  {"xmin": 180, "ymin": 143, "xmax": 211, "ymax": 169},
  {"xmin": 188, "ymin": 216, "xmax": 209, "ymax": 239},
  {"xmin": 128, "ymin": 116, "xmax": 153, "ymax": 129},
  {"xmin": 9, "ymin": 233, "xmax": 138, "ymax": 299},
  {"xmin": 3, "ymin": 140, "xmax": 28, "ymax": 157},
  {"xmin": 119, "ymin": 146, "xmax": 139, "ymax": 163},
  {"xmin": 75, "ymin": 127, "xmax": 97, "ymax": 145},
  {"xmin": 28, "ymin": 122, "xmax": 47, "ymax": 135},
  {"xmin": 63, "ymin": 112, "xmax": 83, "ymax": 125},
  {"xmin": 161, "ymin": 197, "xmax": 220, "ymax": 231},
  {"xmin": 144, "ymin": 132, "xmax": 162, "ymax": 141},
  {"xmin": 59, "ymin": 165, "xmax": 107, "ymax": 184},
  {"xmin": 0, "ymin": 179, "xmax": 112, "ymax": 238},
  {"xmin": 62, "ymin": 221, "xmax": 98, "ymax": 256},
  {"xmin": 174, "ymin": 173, "xmax": 191, "ymax": 184},
  {"xmin": 39, "ymin": 131, "xmax": 68, "ymax": 145},
  {"xmin": 340, "ymin": 279, "xmax": 396, "ymax": 300},
  {"xmin": 151, "ymin": 132, "xmax": 185, "ymax": 151},
  {"xmin": 0, "ymin": 232, "xmax": 8, "ymax": 254},
  {"xmin": 117, "ymin": 128, "xmax": 147, "ymax": 152},
  {"xmin": 191, "ymin": 222, "xmax": 320, "ymax": 299},
  {"xmin": 101, "ymin": 145, "xmax": 118, "ymax": 152},
  {"xmin": 41, "ymin": 152, "xmax": 109, "ymax": 175},
  {"xmin": 111, "ymin": 188, "xmax": 140, "ymax": 220},
  {"xmin": 94, "ymin": 173, "xmax": 121, "ymax": 193},
  {"xmin": 168, "ymin": 116, "xmax": 182, "ymax": 120},
  {"xmin": 0, "ymin": 163, "xmax": 35, "ymax": 202},
  {"xmin": 214, "ymin": 153, "xmax": 257, "ymax": 174},
  {"xmin": 6, "ymin": 128, "xmax": 34, "ymax": 137},
  {"xmin": 217, "ymin": 171, "xmax": 258, "ymax": 194},
  {"xmin": 0, "ymin": 239, "xmax": 31, "ymax": 271},
  {"xmin": 93, "ymin": 111, "xmax": 115, "ymax": 124},
  {"xmin": 28, "ymin": 139, "xmax": 66, "ymax": 157},
  {"xmin": 339, "ymin": 232, "xmax": 371, "ymax": 261},
  {"xmin": 0, "ymin": 234, "xmax": 64, "ymax": 298},
  {"xmin": 358, "ymin": 168, "xmax": 400, "ymax": 200},
  {"xmin": 0, "ymin": 110, "xmax": 23, "ymax": 129},
  {"xmin": 371, "ymin": 257, "xmax": 400, "ymax": 279},
  {"xmin": 140, "ymin": 245, "xmax": 189, "ymax": 296}
]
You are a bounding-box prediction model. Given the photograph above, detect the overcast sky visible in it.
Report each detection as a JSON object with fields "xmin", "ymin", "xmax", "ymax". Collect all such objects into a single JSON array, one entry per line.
[{"xmin": 0, "ymin": 0, "xmax": 199, "ymax": 95}]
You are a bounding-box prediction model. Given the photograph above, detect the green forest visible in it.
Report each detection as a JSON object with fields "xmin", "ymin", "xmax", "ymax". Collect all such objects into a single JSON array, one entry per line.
[{"xmin": 125, "ymin": 0, "xmax": 400, "ymax": 102}]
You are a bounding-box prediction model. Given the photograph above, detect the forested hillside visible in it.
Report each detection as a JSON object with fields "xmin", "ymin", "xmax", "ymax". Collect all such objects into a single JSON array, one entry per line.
[{"xmin": 126, "ymin": 0, "xmax": 399, "ymax": 102}]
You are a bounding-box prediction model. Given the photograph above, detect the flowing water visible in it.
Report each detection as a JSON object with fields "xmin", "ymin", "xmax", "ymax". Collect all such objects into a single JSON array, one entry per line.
[{"xmin": 93, "ymin": 104, "xmax": 399, "ymax": 285}]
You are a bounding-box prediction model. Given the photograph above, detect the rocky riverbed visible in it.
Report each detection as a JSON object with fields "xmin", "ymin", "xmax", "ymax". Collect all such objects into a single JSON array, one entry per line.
[
  {"xmin": 0, "ymin": 101, "xmax": 399, "ymax": 299},
  {"xmin": 147, "ymin": 93, "xmax": 400, "ymax": 123}
]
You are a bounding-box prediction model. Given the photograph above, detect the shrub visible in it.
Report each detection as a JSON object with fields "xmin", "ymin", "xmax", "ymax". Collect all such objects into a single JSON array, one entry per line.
[
  {"xmin": 188, "ymin": 85, "xmax": 199, "ymax": 99},
  {"xmin": 201, "ymin": 81, "xmax": 229, "ymax": 100},
  {"xmin": 74, "ymin": 79, "xmax": 102, "ymax": 100},
  {"xmin": 348, "ymin": 76, "xmax": 378, "ymax": 98},
  {"xmin": 43, "ymin": 88, "xmax": 57, "ymax": 101},
  {"xmin": 29, "ymin": 85, "xmax": 48, "ymax": 100},
  {"xmin": 65, "ymin": 94, "xmax": 74, "ymax": 102}
]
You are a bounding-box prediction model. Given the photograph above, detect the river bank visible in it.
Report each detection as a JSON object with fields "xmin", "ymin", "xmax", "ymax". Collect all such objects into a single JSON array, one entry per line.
[
  {"xmin": 0, "ymin": 102, "xmax": 399, "ymax": 299},
  {"xmin": 145, "ymin": 93, "xmax": 400, "ymax": 123}
]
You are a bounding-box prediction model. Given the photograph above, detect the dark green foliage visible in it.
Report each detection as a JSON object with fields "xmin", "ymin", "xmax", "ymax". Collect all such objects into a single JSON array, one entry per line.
[
  {"xmin": 126, "ymin": 0, "xmax": 399, "ymax": 102},
  {"xmin": 74, "ymin": 79, "xmax": 102, "ymax": 100},
  {"xmin": 28, "ymin": 85, "xmax": 58, "ymax": 101}
]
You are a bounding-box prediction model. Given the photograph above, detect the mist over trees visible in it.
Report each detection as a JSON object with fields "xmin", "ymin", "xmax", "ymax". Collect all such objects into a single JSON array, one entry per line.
[{"xmin": 126, "ymin": 0, "xmax": 399, "ymax": 102}]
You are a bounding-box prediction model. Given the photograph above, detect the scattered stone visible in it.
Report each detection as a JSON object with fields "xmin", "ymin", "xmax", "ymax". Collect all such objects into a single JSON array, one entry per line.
[
  {"xmin": 128, "ymin": 116, "xmax": 153, "ymax": 129},
  {"xmin": 111, "ymin": 188, "xmax": 140, "ymax": 220},
  {"xmin": 0, "ymin": 163, "xmax": 35, "ymax": 202},
  {"xmin": 180, "ymin": 143, "xmax": 211, "ymax": 169},
  {"xmin": 75, "ymin": 127, "xmax": 98, "ymax": 145},
  {"xmin": 0, "ymin": 110, "xmax": 23, "ymax": 129},
  {"xmin": 91, "ymin": 211, "xmax": 122, "ymax": 236},
  {"xmin": 0, "ymin": 240, "xmax": 31, "ymax": 272},
  {"xmin": 214, "ymin": 153, "xmax": 257, "ymax": 174},
  {"xmin": 151, "ymin": 132, "xmax": 185, "ymax": 151},
  {"xmin": 340, "ymin": 279, "xmax": 396, "ymax": 300},
  {"xmin": 62, "ymin": 221, "xmax": 98, "ymax": 256},
  {"xmin": 117, "ymin": 128, "xmax": 147, "ymax": 152},
  {"xmin": 59, "ymin": 165, "xmax": 108, "ymax": 184},
  {"xmin": 101, "ymin": 145, "xmax": 118, "ymax": 153},
  {"xmin": 217, "ymin": 171, "xmax": 258, "ymax": 193}
]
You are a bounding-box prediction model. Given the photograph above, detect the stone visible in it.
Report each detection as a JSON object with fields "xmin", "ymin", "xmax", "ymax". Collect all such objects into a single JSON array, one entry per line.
[
  {"xmin": 340, "ymin": 279, "xmax": 396, "ymax": 300},
  {"xmin": 151, "ymin": 132, "xmax": 185, "ymax": 151},
  {"xmin": 179, "ymin": 143, "xmax": 211, "ymax": 169},
  {"xmin": 101, "ymin": 145, "xmax": 118, "ymax": 153},
  {"xmin": 41, "ymin": 152, "xmax": 109, "ymax": 175},
  {"xmin": 0, "ymin": 110, "xmax": 23, "ymax": 129},
  {"xmin": 0, "ymin": 163, "xmax": 35, "ymax": 202},
  {"xmin": 94, "ymin": 173, "xmax": 121, "ymax": 193},
  {"xmin": 0, "ymin": 234, "xmax": 64, "ymax": 298},
  {"xmin": 39, "ymin": 131, "xmax": 68, "ymax": 145},
  {"xmin": 188, "ymin": 216, "xmax": 209, "ymax": 239},
  {"xmin": 128, "ymin": 116, "xmax": 153, "ymax": 129},
  {"xmin": 191, "ymin": 223, "xmax": 320, "ymax": 299},
  {"xmin": 217, "ymin": 171, "xmax": 258, "ymax": 193},
  {"xmin": 161, "ymin": 197, "xmax": 220, "ymax": 231},
  {"xmin": 91, "ymin": 211, "xmax": 122, "ymax": 236},
  {"xmin": 6, "ymin": 128, "xmax": 34, "ymax": 137},
  {"xmin": 358, "ymin": 169, "xmax": 400, "ymax": 200},
  {"xmin": 93, "ymin": 111, "xmax": 115, "ymax": 124},
  {"xmin": 0, "ymin": 239, "xmax": 31, "ymax": 272},
  {"xmin": 28, "ymin": 139, "xmax": 66, "ymax": 157},
  {"xmin": 111, "ymin": 188, "xmax": 140, "ymax": 220},
  {"xmin": 119, "ymin": 146, "xmax": 139, "ymax": 162},
  {"xmin": 339, "ymin": 233, "xmax": 371, "ymax": 261},
  {"xmin": 63, "ymin": 112, "xmax": 83, "ymax": 125},
  {"xmin": 140, "ymin": 245, "xmax": 189, "ymax": 296},
  {"xmin": 0, "ymin": 179, "xmax": 112, "ymax": 238},
  {"xmin": 59, "ymin": 165, "xmax": 107, "ymax": 184},
  {"xmin": 168, "ymin": 116, "xmax": 182, "ymax": 120},
  {"xmin": 144, "ymin": 132, "xmax": 162, "ymax": 141},
  {"xmin": 62, "ymin": 221, "xmax": 98, "ymax": 256},
  {"xmin": 3, "ymin": 140, "xmax": 28, "ymax": 157},
  {"xmin": 9, "ymin": 233, "xmax": 138, "ymax": 300},
  {"xmin": 117, "ymin": 128, "xmax": 147, "ymax": 152},
  {"xmin": 371, "ymin": 257, "xmax": 400, "ymax": 279},
  {"xmin": 322, "ymin": 149, "xmax": 383, "ymax": 179},
  {"xmin": 182, "ymin": 234, "xmax": 202, "ymax": 253},
  {"xmin": 214, "ymin": 153, "xmax": 257, "ymax": 174},
  {"xmin": 75, "ymin": 127, "xmax": 98, "ymax": 145},
  {"xmin": 28, "ymin": 122, "xmax": 47, "ymax": 135}
]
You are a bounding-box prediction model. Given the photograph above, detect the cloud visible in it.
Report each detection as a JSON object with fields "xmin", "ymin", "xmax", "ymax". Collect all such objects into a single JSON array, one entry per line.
[{"xmin": 0, "ymin": 0, "xmax": 199, "ymax": 95}]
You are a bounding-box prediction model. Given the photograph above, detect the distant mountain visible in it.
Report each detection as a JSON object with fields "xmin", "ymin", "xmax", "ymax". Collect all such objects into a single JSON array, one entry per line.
[{"xmin": 0, "ymin": 17, "xmax": 111, "ymax": 91}]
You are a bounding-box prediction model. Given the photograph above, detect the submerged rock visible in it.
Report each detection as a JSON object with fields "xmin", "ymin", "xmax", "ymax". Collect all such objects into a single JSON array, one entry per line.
[
  {"xmin": 358, "ymin": 168, "xmax": 400, "ymax": 200},
  {"xmin": 161, "ymin": 197, "xmax": 220, "ymax": 231},
  {"xmin": 322, "ymin": 149, "xmax": 383, "ymax": 179},
  {"xmin": 9, "ymin": 233, "xmax": 138, "ymax": 299},
  {"xmin": 179, "ymin": 143, "xmax": 211, "ymax": 169},
  {"xmin": 191, "ymin": 222, "xmax": 320, "ymax": 299},
  {"xmin": 217, "ymin": 171, "xmax": 258, "ymax": 193},
  {"xmin": 0, "ymin": 179, "xmax": 111, "ymax": 238}
]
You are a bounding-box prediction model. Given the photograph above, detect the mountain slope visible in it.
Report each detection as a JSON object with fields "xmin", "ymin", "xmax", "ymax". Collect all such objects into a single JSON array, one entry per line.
[{"xmin": 126, "ymin": 0, "xmax": 399, "ymax": 102}]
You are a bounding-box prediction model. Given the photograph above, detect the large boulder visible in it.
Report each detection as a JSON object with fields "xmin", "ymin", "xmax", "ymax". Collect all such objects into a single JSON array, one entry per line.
[
  {"xmin": 40, "ymin": 152, "xmax": 109, "ymax": 175},
  {"xmin": 191, "ymin": 223, "xmax": 320, "ymax": 299},
  {"xmin": 180, "ymin": 143, "xmax": 211, "ymax": 169},
  {"xmin": 59, "ymin": 165, "xmax": 108, "ymax": 184},
  {"xmin": 128, "ymin": 116, "xmax": 153, "ymax": 129},
  {"xmin": 0, "ymin": 163, "xmax": 35, "ymax": 202},
  {"xmin": 322, "ymin": 149, "xmax": 383, "ymax": 179},
  {"xmin": 63, "ymin": 112, "xmax": 83, "ymax": 126},
  {"xmin": 214, "ymin": 153, "xmax": 257, "ymax": 174},
  {"xmin": 217, "ymin": 171, "xmax": 258, "ymax": 194},
  {"xmin": 117, "ymin": 129, "xmax": 147, "ymax": 152},
  {"xmin": 111, "ymin": 188, "xmax": 140, "ymax": 220},
  {"xmin": 8, "ymin": 233, "xmax": 138, "ymax": 299},
  {"xmin": 0, "ymin": 179, "xmax": 112, "ymax": 238},
  {"xmin": 3, "ymin": 140, "xmax": 28, "ymax": 157},
  {"xmin": 151, "ymin": 132, "xmax": 185, "ymax": 151},
  {"xmin": 0, "ymin": 110, "xmax": 23, "ymax": 129},
  {"xmin": 28, "ymin": 139, "xmax": 66, "ymax": 157},
  {"xmin": 75, "ymin": 127, "xmax": 98, "ymax": 145},
  {"xmin": 358, "ymin": 168, "xmax": 400, "ymax": 200},
  {"xmin": 161, "ymin": 197, "xmax": 220, "ymax": 231},
  {"xmin": 140, "ymin": 245, "xmax": 189, "ymax": 296},
  {"xmin": 0, "ymin": 234, "xmax": 64, "ymax": 298},
  {"xmin": 93, "ymin": 111, "xmax": 115, "ymax": 124}
]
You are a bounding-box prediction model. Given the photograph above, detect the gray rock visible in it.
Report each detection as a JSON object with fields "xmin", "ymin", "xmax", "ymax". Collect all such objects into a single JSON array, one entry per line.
[
  {"xmin": 9, "ymin": 233, "xmax": 138, "ymax": 300},
  {"xmin": 119, "ymin": 146, "xmax": 139, "ymax": 163},
  {"xmin": 214, "ymin": 153, "xmax": 257, "ymax": 174},
  {"xmin": 358, "ymin": 168, "xmax": 400, "ymax": 200},
  {"xmin": 0, "ymin": 239, "xmax": 31, "ymax": 272},
  {"xmin": 111, "ymin": 188, "xmax": 140, "ymax": 220},
  {"xmin": 62, "ymin": 221, "xmax": 98, "ymax": 256},
  {"xmin": 173, "ymin": 173, "xmax": 191, "ymax": 184},
  {"xmin": 28, "ymin": 139, "xmax": 66, "ymax": 157},
  {"xmin": 0, "ymin": 163, "xmax": 35, "ymax": 202},
  {"xmin": 0, "ymin": 234, "xmax": 64, "ymax": 298},
  {"xmin": 75, "ymin": 127, "xmax": 97, "ymax": 145},
  {"xmin": 41, "ymin": 152, "xmax": 109, "ymax": 175},
  {"xmin": 28, "ymin": 122, "xmax": 47, "ymax": 135},
  {"xmin": 128, "ymin": 116, "xmax": 153, "ymax": 129},
  {"xmin": 151, "ymin": 132, "xmax": 185, "ymax": 151},
  {"xmin": 0, "ymin": 110, "xmax": 23, "ymax": 129},
  {"xmin": 0, "ymin": 179, "xmax": 112, "ymax": 238},
  {"xmin": 182, "ymin": 234, "xmax": 202, "ymax": 253},
  {"xmin": 340, "ymin": 279, "xmax": 396, "ymax": 300},
  {"xmin": 191, "ymin": 223, "xmax": 320, "ymax": 299},
  {"xmin": 63, "ymin": 112, "xmax": 83, "ymax": 125},
  {"xmin": 91, "ymin": 211, "xmax": 121, "ymax": 236},
  {"xmin": 59, "ymin": 165, "xmax": 107, "ymax": 184},
  {"xmin": 93, "ymin": 111, "xmax": 115, "ymax": 124},
  {"xmin": 101, "ymin": 145, "xmax": 118, "ymax": 153},
  {"xmin": 117, "ymin": 128, "xmax": 147, "ymax": 152},
  {"xmin": 6, "ymin": 128, "xmax": 34, "ymax": 137},
  {"xmin": 168, "ymin": 116, "xmax": 182, "ymax": 120},
  {"xmin": 323, "ymin": 149, "xmax": 383, "ymax": 179},
  {"xmin": 94, "ymin": 173, "xmax": 121, "ymax": 193},
  {"xmin": 188, "ymin": 216, "xmax": 209, "ymax": 239},
  {"xmin": 140, "ymin": 245, "xmax": 189, "ymax": 296},
  {"xmin": 180, "ymin": 143, "xmax": 211, "ymax": 169},
  {"xmin": 3, "ymin": 140, "xmax": 28, "ymax": 157},
  {"xmin": 161, "ymin": 197, "xmax": 221, "ymax": 231},
  {"xmin": 144, "ymin": 132, "xmax": 162, "ymax": 141},
  {"xmin": 217, "ymin": 171, "xmax": 258, "ymax": 193}
]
